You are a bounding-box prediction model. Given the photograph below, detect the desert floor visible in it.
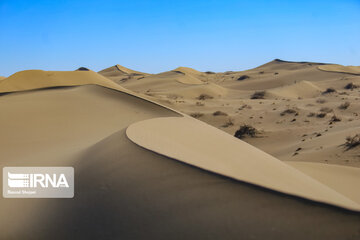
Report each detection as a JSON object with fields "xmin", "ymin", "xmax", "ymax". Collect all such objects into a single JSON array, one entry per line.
[{"xmin": 100, "ymin": 60, "xmax": 360, "ymax": 167}]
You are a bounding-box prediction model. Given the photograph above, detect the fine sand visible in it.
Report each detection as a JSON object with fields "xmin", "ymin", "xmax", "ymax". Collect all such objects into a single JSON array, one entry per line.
[{"xmin": 0, "ymin": 63, "xmax": 359, "ymax": 239}]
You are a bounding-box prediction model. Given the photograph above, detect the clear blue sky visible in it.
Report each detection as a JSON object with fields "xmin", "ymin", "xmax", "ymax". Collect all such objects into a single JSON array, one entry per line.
[{"xmin": 0, "ymin": 0, "xmax": 359, "ymax": 76}]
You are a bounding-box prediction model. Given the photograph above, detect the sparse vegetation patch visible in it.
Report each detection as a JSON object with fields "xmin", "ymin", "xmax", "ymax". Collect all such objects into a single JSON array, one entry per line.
[
  {"xmin": 322, "ymin": 87, "xmax": 336, "ymax": 94},
  {"xmin": 190, "ymin": 112, "xmax": 204, "ymax": 118},
  {"xmin": 344, "ymin": 134, "xmax": 360, "ymax": 150},
  {"xmin": 237, "ymin": 75, "xmax": 250, "ymax": 81},
  {"xmin": 251, "ymin": 91, "xmax": 266, "ymax": 99},
  {"xmin": 339, "ymin": 102, "xmax": 350, "ymax": 110},
  {"xmin": 197, "ymin": 94, "xmax": 213, "ymax": 100},
  {"xmin": 234, "ymin": 124, "xmax": 259, "ymax": 139},
  {"xmin": 213, "ymin": 111, "xmax": 228, "ymax": 116},
  {"xmin": 280, "ymin": 109, "xmax": 298, "ymax": 116}
]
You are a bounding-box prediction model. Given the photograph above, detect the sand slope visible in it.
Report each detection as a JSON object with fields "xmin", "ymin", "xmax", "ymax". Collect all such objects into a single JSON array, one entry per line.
[
  {"xmin": 0, "ymin": 69, "xmax": 131, "ymax": 94},
  {"xmin": 127, "ymin": 116, "xmax": 360, "ymax": 211},
  {"xmin": 287, "ymin": 161, "xmax": 360, "ymax": 205},
  {"xmin": 267, "ymin": 80, "xmax": 322, "ymax": 99}
]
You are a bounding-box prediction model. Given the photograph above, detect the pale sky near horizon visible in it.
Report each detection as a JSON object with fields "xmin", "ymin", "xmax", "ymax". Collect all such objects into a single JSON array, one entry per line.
[{"xmin": 0, "ymin": 0, "xmax": 359, "ymax": 77}]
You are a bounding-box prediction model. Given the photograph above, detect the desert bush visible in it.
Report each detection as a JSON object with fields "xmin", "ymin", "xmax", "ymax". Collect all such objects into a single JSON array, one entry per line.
[
  {"xmin": 234, "ymin": 124, "xmax": 259, "ymax": 139},
  {"xmin": 197, "ymin": 94, "xmax": 213, "ymax": 100},
  {"xmin": 237, "ymin": 75, "xmax": 250, "ymax": 81},
  {"xmin": 251, "ymin": 91, "xmax": 266, "ymax": 99},
  {"xmin": 344, "ymin": 83, "xmax": 358, "ymax": 90},
  {"xmin": 344, "ymin": 134, "xmax": 360, "ymax": 150},
  {"xmin": 322, "ymin": 87, "xmax": 336, "ymax": 94},
  {"xmin": 329, "ymin": 115, "xmax": 341, "ymax": 124},
  {"xmin": 239, "ymin": 104, "xmax": 252, "ymax": 110},
  {"xmin": 339, "ymin": 101, "xmax": 350, "ymax": 110},
  {"xmin": 316, "ymin": 98, "xmax": 326, "ymax": 104},
  {"xmin": 316, "ymin": 112, "xmax": 327, "ymax": 118},
  {"xmin": 205, "ymin": 71, "xmax": 215, "ymax": 74},
  {"xmin": 213, "ymin": 111, "xmax": 228, "ymax": 116},
  {"xmin": 190, "ymin": 112, "xmax": 204, "ymax": 118},
  {"xmin": 280, "ymin": 109, "xmax": 298, "ymax": 116},
  {"xmin": 319, "ymin": 107, "xmax": 333, "ymax": 113}
]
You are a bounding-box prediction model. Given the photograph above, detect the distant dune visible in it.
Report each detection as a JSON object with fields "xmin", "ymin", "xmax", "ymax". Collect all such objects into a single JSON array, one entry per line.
[
  {"xmin": 318, "ymin": 64, "xmax": 360, "ymax": 75},
  {"xmin": 1, "ymin": 60, "xmax": 360, "ymax": 239}
]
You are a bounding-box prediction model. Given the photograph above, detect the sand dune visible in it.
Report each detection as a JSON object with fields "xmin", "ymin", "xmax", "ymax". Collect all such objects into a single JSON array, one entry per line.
[
  {"xmin": 0, "ymin": 76, "xmax": 5, "ymax": 81},
  {"xmin": 0, "ymin": 69, "xmax": 131, "ymax": 94},
  {"xmin": 267, "ymin": 80, "xmax": 322, "ymax": 99},
  {"xmin": 127, "ymin": 116, "xmax": 360, "ymax": 210},
  {"xmin": 318, "ymin": 64, "xmax": 360, "ymax": 75},
  {"xmin": 1, "ymin": 62, "xmax": 360, "ymax": 238}
]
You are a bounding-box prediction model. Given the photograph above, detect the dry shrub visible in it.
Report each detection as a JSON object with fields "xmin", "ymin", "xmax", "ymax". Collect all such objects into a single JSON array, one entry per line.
[
  {"xmin": 190, "ymin": 112, "xmax": 204, "ymax": 118},
  {"xmin": 239, "ymin": 104, "xmax": 252, "ymax": 110},
  {"xmin": 280, "ymin": 109, "xmax": 298, "ymax": 116},
  {"xmin": 234, "ymin": 124, "xmax": 259, "ymax": 139},
  {"xmin": 344, "ymin": 134, "xmax": 360, "ymax": 150},
  {"xmin": 339, "ymin": 102, "xmax": 350, "ymax": 110},
  {"xmin": 322, "ymin": 87, "xmax": 336, "ymax": 94},
  {"xmin": 237, "ymin": 75, "xmax": 250, "ymax": 81},
  {"xmin": 329, "ymin": 115, "xmax": 341, "ymax": 124},
  {"xmin": 316, "ymin": 98, "xmax": 326, "ymax": 104},
  {"xmin": 316, "ymin": 112, "xmax": 327, "ymax": 118},
  {"xmin": 251, "ymin": 91, "xmax": 266, "ymax": 99},
  {"xmin": 344, "ymin": 83, "xmax": 358, "ymax": 90},
  {"xmin": 197, "ymin": 94, "xmax": 213, "ymax": 100},
  {"xmin": 213, "ymin": 111, "xmax": 228, "ymax": 116}
]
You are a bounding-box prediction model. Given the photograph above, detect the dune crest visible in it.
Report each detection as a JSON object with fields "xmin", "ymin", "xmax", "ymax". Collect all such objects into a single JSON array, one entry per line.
[
  {"xmin": 126, "ymin": 116, "xmax": 360, "ymax": 211},
  {"xmin": 318, "ymin": 64, "xmax": 360, "ymax": 75},
  {"xmin": 0, "ymin": 70, "xmax": 132, "ymax": 94}
]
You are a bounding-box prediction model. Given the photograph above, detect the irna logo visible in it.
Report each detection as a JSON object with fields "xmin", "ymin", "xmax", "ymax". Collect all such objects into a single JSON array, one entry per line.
[
  {"xmin": 3, "ymin": 167, "xmax": 74, "ymax": 198},
  {"xmin": 8, "ymin": 172, "xmax": 69, "ymax": 188}
]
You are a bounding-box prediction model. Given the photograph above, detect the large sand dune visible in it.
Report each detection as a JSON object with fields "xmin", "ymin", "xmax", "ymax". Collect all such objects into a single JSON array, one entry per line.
[{"xmin": 0, "ymin": 63, "xmax": 360, "ymax": 238}]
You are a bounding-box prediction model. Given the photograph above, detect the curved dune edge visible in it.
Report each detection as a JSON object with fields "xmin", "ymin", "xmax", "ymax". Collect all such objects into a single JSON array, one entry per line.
[
  {"xmin": 0, "ymin": 70, "xmax": 183, "ymax": 115},
  {"xmin": 0, "ymin": 70, "xmax": 133, "ymax": 94},
  {"xmin": 286, "ymin": 161, "xmax": 360, "ymax": 206},
  {"xmin": 318, "ymin": 65, "xmax": 360, "ymax": 75},
  {"xmin": 126, "ymin": 116, "xmax": 360, "ymax": 211}
]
